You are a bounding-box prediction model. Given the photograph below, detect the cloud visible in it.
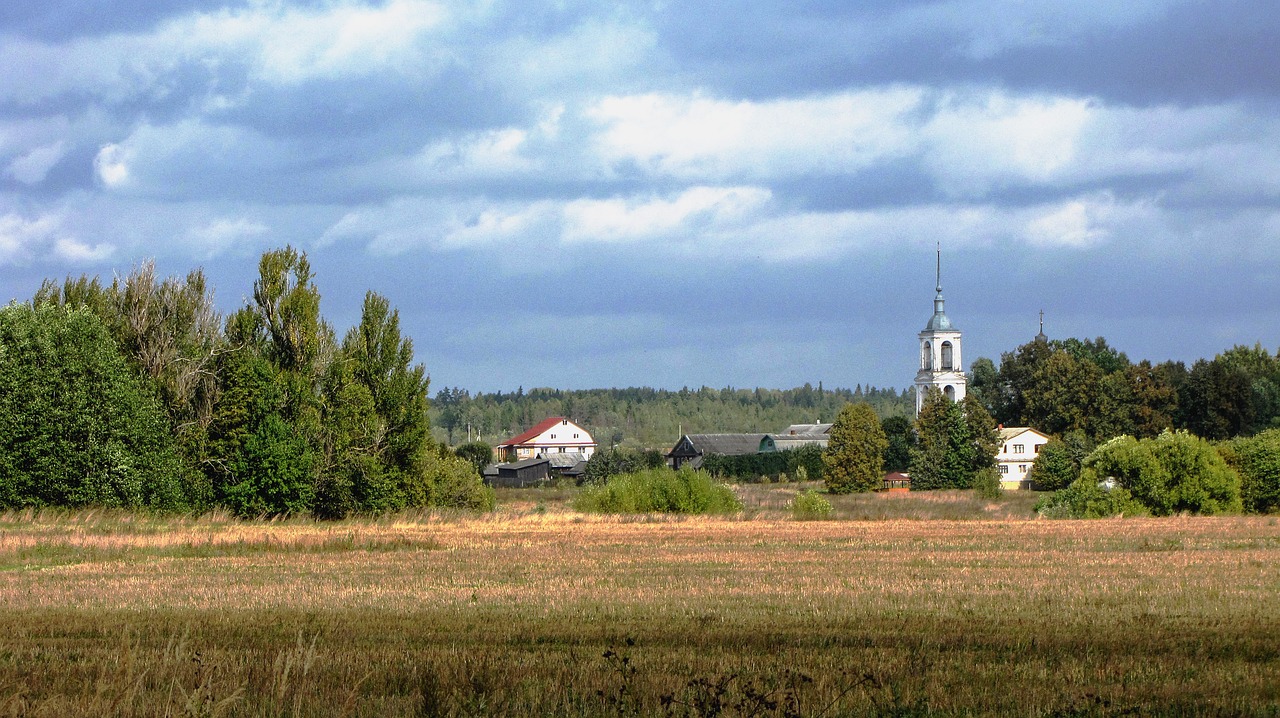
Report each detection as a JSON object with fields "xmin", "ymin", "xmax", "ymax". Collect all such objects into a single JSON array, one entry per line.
[
  {"xmin": 52, "ymin": 237, "xmax": 115, "ymax": 262},
  {"xmin": 6, "ymin": 140, "xmax": 67, "ymax": 184},
  {"xmin": 563, "ymin": 186, "xmax": 772, "ymax": 244},
  {"xmin": 585, "ymin": 89, "xmax": 922, "ymax": 180},
  {"xmin": 94, "ymin": 143, "xmax": 131, "ymax": 187},
  {"xmin": 184, "ymin": 217, "xmax": 269, "ymax": 258},
  {"xmin": 0, "ymin": 211, "xmax": 114, "ymax": 265}
]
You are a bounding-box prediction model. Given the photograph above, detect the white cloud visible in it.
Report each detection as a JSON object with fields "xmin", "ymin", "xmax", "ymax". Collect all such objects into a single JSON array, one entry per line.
[
  {"xmin": 922, "ymin": 92, "xmax": 1094, "ymax": 194},
  {"xmin": 53, "ymin": 238, "xmax": 115, "ymax": 263},
  {"xmin": 586, "ymin": 89, "xmax": 922, "ymax": 180},
  {"xmin": 6, "ymin": 141, "xmax": 67, "ymax": 185},
  {"xmin": 563, "ymin": 186, "xmax": 771, "ymax": 244},
  {"xmin": 184, "ymin": 217, "xmax": 270, "ymax": 258},
  {"xmin": 1023, "ymin": 195, "xmax": 1115, "ymax": 248},
  {"xmin": 0, "ymin": 212, "xmax": 114, "ymax": 265},
  {"xmin": 183, "ymin": 0, "xmax": 450, "ymax": 84},
  {"xmin": 94, "ymin": 143, "xmax": 131, "ymax": 187}
]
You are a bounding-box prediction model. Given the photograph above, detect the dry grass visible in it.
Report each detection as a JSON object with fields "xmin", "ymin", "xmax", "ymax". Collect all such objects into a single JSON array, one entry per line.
[{"xmin": 0, "ymin": 495, "xmax": 1278, "ymax": 716}]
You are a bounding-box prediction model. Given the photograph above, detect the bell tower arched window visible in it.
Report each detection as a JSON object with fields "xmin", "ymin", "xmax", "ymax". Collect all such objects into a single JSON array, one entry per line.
[
  {"xmin": 940, "ymin": 341, "xmax": 954, "ymax": 371},
  {"xmin": 922, "ymin": 341, "xmax": 932, "ymax": 370}
]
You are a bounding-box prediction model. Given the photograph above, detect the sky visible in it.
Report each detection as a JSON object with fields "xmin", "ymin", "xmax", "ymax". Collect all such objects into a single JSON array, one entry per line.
[{"xmin": 2, "ymin": 0, "xmax": 1279, "ymax": 394}]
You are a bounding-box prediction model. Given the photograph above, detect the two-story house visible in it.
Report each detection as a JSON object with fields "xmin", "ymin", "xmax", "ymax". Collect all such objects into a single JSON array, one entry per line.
[
  {"xmin": 497, "ymin": 417, "xmax": 596, "ymax": 462},
  {"xmin": 995, "ymin": 427, "xmax": 1051, "ymax": 490}
]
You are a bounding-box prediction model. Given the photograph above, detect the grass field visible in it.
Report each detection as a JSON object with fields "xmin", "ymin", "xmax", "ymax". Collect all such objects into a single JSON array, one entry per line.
[{"xmin": 1, "ymin": 487, "xmax": 1278, "ymax": 716}]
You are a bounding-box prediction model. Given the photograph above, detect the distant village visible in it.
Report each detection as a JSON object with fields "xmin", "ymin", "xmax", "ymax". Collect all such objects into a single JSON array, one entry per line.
[{"xmin": 483, "ymin": 250, "xmax": 1051, "ymax": 491}]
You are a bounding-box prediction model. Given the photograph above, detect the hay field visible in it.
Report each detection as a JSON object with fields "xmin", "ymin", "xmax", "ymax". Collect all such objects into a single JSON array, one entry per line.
[{"xmin": 0, "ymin": 496, "xmax": 1278, "ymax": 716}]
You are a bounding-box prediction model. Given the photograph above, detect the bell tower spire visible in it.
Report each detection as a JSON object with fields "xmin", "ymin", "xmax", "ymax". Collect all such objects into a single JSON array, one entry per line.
[{"xmin": 915, "ymin": 245, "xmax": 967, "ymax": 415}]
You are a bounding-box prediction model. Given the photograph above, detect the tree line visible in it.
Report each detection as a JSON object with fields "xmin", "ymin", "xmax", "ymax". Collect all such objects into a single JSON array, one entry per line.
[
  {"xmin": 0, "ymin": 249, "xmax": 493, "ymax": 517},
  {"xmin": 433, "ymin": 383, "xmax": 914, "ymax": 448}
]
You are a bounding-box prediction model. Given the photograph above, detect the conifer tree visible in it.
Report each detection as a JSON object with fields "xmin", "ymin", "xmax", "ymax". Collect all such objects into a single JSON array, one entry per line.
[{"xmin": 822, "ymin": 402, "xmax": 888, "ymax": 493}]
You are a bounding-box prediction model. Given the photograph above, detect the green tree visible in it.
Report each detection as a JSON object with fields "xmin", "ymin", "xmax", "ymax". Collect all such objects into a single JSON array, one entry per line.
[
  {"xmin": 910, "ymin": 388, "xmax": 956, "ymax": 490},
  {"xmin": 454, "ymin": 441, "xmax": 494, "ymax": 475},
  {"xmin": 910, "ymin": 390, "xmax": 997, "ymax": 490},
  {"xmin": 880, "ymin": 415, "xmax": 916, "ymax": 473},
  {"xmin": 822, "ymin": 403, "xmax": 888, "ymax": 494},
  {"xmin": 0, "ymin": 304, "xmax": 193, "ymax": 511},
  {"xmin": 966, "ymin": 356, "xmax": 1000, "ymax": 417},
  {"xmin": 1026, "ymin": 437, "xmax": 1083, "ymax": 491}
]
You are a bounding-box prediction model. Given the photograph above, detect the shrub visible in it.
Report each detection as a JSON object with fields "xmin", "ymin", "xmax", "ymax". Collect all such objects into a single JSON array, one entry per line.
[
  {"xmin": 1083, "ymin": 432, "xmax": 1241, "ymax": 515},
  {"xmin": 573, "ymin": 467, "xmax": 742, "ymax": 515},
  {"xmin": 1035, "ymin": 477, "xmax": 1148, "ymax": 519},
  {"xmin": 973, "ymin": 467, "xmax": 1003, "ymax": 500},
  {"xmin": 790, "ymin": 490, "xmax": 834, "ymax": 520},
  {"xmin": 1225, "ymin": 428, "xmax": 1280, "ymax": 513},
  {"xmin": 0, "ymin": 304, "xmax": 194, "ymax": 512}
]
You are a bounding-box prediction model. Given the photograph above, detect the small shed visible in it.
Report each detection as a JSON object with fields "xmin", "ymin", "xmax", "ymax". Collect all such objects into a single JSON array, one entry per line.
[
  {"xmin": 486, "ymin": 457, "xmax": 551, "ymax": 488},
  {"xmin": 882, "ymin": 472, "xmax": 911, "ymax": 492}
]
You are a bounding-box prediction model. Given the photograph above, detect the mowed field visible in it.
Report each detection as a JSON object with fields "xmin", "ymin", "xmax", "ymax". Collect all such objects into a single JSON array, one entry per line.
[{"xmin": 0, "ymin": 487, "xmax": 1278, "ymax": 716}]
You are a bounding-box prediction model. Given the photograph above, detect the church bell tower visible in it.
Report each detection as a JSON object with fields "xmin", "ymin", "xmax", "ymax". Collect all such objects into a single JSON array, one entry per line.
[{"xmin": 915, "ymin": 245, "xmax": 966, "ymax": 415}]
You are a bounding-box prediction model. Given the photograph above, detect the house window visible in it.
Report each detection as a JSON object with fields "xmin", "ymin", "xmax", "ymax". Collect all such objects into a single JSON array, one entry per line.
[
  {"xmin": 1034, "ymin": 444, "xmax": 1042, "ymax": 453},
  {"xmin": 1019, "ymin": 464, "xmax": 1028, "ymax": 473},
  {"xmin": 998, "ymin": 465, "xmax": 1009, "ymax": 474},
  {"xmin": 1003, "ymin": 444, "xmax": 1009, "ymax": 454},
  {"xmin": 574, "ymin": 434, "xmax": 579, "ymax": 438},
  {"xmin": 550, "ymin": 434, "xmax": 556, "ymax": 439},
  {"xmin": 559, "ymin": 448, "xmax": 566, "ymax": 453},
  {"xmin": 1013, "ymin": 444, "xmax": 1025, "ymax": 454}
]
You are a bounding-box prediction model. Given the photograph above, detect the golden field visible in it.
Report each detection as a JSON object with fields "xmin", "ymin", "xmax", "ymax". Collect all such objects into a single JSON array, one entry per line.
[{"xmin": 0, "ymin": 487, "xmax": 1278, "ymax": 716}]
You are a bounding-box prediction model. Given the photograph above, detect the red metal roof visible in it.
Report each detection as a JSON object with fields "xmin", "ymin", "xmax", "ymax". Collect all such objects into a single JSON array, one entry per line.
[{"xmin": 499, "ymin": 416, "xmax": 567, "ymax": 447}]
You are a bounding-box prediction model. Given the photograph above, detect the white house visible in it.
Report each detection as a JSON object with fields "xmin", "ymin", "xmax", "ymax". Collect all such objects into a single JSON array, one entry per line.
[
  {"xmin": 996, "ymin": 427, "xmax": 1051, "ymax": 490},
  {"xmin": 497, "ymin": 417, "xmax": 596, "ymax": 462}
]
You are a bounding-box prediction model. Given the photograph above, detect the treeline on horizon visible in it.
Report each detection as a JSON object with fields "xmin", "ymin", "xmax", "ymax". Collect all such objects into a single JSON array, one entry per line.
[
  {"xmin": 0, "ymin": 248, "xmax": 493, "ymax": 517},
  {"xmin": 433, "ymin": 384, "xmax": 915, "ymax": 448}
]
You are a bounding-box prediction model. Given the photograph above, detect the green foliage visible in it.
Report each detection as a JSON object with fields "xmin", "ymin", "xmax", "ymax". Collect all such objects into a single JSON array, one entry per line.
[
  {"xmin": 822, "ymin": 403, "xmax": 887, "ymax": 494},
  {"xmin": 1025, "ymin": 434, "xmax": 1091, "ymax": 491},
  {"xmin": 573, "ymin": 467, "xmax": 742, "ymax": 514},
  {"xmin": 222, "ymin": 414, "xmax": 316, "ymax": 518},
  {"xmin": 1035, "ymin": 477, "xmax": 1149, "ymax": 519},
  {"xmin": 790, "ymin": 489, "xmax": 834, "ymax": 520},
  {"xmin": 453, "ymin": 441, "xmax": 494, "ymax": 475},
  {"xmin": 1226, "ymin": 428, "xmax": 1280, "ymax": 513},
  {"xmin": 910, "ymin": 390, "xmax": 997, "ymax": 490},
  {"xmin": 880, "ymin": 415, "xmax": 916, "ymax": 473},
  {"xmin": 422, "ymin": 452, "xmax": 496, "ymax": 512},
  {"xmin": 0, "ymin": 304, "xmax": 194, "ymax": 512},
  {"xmin": 582, "ymin": 447, "xmax": 666, "ymax": 484},
  {"xmin": 1081, "ymin": 432, "xmax": 1242, "ymax": 516},
  {"xmin": 973, "ymin": 467, "xmax": 1003, "ymax": 500},
  {"xmin": 701, "ymin": 444, "xmax": 824, "ymax": 483}
]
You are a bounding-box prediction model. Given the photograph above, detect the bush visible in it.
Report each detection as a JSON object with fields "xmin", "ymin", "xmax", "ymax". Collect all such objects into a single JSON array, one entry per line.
[
  {"xmin": 573, "ymin": 467, "xmax": 742, "ymax": 515},
  {"xmin": 1035, "ymin": 478, "xmax": 1148, "ymax": 519},
  {"xmin": 973, "ymin": 467, "xmax": 1003, "ymax": 500},
  {"xmin": 790, "ymin": 490, "xmax": 834, "ymax": 520},
  {"xmin": 0, "ymin": 304, "xmax": 194, "ymax": 512},
  {"xmin": 1225, "ymin": 428, "xmax": 1280, "ymax": 513},
  {"xmin": 1083, "ymin": 432, "xmax": 1241, "ymax": 515},
  {"xmin": 701, "ymin": 445, "xmax": 825, "ymax": 483}
]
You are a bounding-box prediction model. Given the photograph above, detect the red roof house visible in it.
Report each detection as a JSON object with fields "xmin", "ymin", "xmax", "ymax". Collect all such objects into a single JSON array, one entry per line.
[{"xmin": 497, "ymin": 417, "xmax": 596, "ymax": 462}]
